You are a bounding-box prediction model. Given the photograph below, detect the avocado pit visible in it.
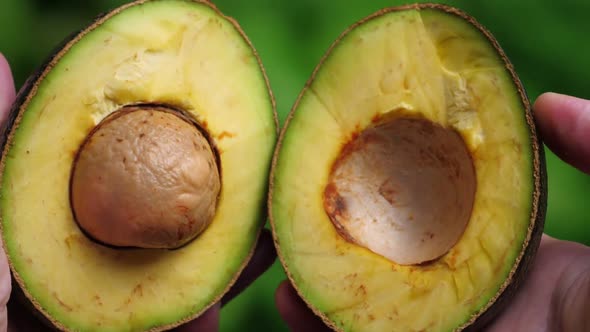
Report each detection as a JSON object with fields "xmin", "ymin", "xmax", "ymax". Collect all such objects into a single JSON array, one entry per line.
[
  {"xmin": 324, "ymin": 115, "xmax": 476, "ymax": 265},
  {"xmin": 70, "ymin": 105, "xmax": 221, "ymax": 249}
]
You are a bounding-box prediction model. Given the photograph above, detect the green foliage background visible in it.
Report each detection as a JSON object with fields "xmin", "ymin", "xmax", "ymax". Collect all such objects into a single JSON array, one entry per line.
[{"xmin": 0, "ymin": 0, "xmax": 588, "ymax": 330}]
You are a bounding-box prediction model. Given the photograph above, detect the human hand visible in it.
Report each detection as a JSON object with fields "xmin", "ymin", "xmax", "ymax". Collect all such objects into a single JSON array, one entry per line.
[
  {"xmin": 275, "ymin": 92, "xmax": 590, "ymax": 332},
  {"xmin": 0, "ymin": 53, "xmax": 277, "ymax": 332},
  {"xmin": 0, "ymin": 53, "xmax": 15, "ymax": 332}
]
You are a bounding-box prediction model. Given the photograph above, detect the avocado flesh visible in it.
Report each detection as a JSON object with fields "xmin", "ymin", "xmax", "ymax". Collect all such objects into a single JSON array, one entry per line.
[
  {"xmin": 1, "ymin": 1, "xmax": 276, "ymax": 331},
  {"xmin": 271, "ymin": 6, "xmax": 542, "ymax": 332}
]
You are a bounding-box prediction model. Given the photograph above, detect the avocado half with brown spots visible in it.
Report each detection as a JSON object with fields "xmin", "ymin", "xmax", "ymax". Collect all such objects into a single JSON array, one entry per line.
[
  {"xmin": 0, "ymin": 0, "xmax": 277, "ymax": 331},
  {"xmin": 270, "ymin": 4, "xmax": 546, "ymax": 332}
]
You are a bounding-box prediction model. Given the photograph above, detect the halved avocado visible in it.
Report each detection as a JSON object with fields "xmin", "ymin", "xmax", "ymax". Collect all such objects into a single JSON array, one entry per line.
[
  {"xmin": 0, "ymin": 0, "xmax": 277, "ymax": 331},
  {"xmin": 270, "ymin": 4, "xmax": 546, "ymax": 332}
]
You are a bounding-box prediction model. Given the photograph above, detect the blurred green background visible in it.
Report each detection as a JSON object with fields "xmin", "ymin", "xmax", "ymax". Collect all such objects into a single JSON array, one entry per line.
[{"xmin": 1, "ymin": 0, "xmax": 589, "ymax": 331}]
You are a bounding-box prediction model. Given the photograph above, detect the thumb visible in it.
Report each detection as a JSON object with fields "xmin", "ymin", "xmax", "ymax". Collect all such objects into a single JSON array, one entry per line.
[{"xmin": 533, "ymin": 92, "xmax": 590, "ymax": 174}]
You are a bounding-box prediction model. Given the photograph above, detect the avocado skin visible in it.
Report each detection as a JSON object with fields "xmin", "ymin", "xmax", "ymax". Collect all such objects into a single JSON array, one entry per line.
[{"xmin": 268, "ymin": 3, "xmax": 548, "ymax": 331}]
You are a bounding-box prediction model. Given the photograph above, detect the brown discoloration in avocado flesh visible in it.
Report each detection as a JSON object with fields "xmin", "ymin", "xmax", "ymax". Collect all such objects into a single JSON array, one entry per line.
[{"xmin": 323, "ymin": 182, "xmax": 356, "ymax": 244}]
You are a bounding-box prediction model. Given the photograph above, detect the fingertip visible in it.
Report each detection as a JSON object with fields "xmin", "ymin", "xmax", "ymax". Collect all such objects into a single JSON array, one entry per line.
[
  {"xmin": 533, "ymin": 92, "xmax": 571, "ymax": 126},
  {"xmin": 533, "ymin": 92, "xmax": 590, "ymax": 174},
  {"xmin": 533, "ymin": 92, "xmax": 562, "ymax": 106}
]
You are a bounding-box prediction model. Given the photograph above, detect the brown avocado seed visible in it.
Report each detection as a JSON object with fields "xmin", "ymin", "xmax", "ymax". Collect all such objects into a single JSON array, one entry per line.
[
  {"xmin": 324, "ymin": 116, "xmax": 476, "ymax": 265},
  {"xmin": 70, "ymin": 105, "xmax": 221, "ymax": 249}
]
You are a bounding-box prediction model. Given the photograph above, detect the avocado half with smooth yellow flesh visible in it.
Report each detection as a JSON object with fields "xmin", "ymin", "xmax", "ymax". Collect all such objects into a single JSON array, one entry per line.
[
  {"xmin": 270, "ymin": 4, "xmax": 546, "ymax": 332},
  {"xmin": 0, "ymin": 0, "xmax": 277, "ymax": 331}
]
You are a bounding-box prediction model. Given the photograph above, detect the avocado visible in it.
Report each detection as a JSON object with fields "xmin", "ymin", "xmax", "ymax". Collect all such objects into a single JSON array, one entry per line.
[
  {"xmin": 0, "ymin": 0, "xmax": 277, "ymax": 331},
  {"xmin": 270, "ymin": 4, "xmax": 546, "ymax": 332}
]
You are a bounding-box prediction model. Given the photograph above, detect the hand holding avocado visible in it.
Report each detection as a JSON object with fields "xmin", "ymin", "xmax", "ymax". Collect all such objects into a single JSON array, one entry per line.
[{"xmin": 273, "ymin": 91, "xmax": 590, "ymax": 331}]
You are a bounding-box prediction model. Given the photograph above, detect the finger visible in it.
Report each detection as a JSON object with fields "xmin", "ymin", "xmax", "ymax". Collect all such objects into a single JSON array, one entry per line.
[
  {"xmin": 170, "ymin": 303, "xmax": 220, "ymax": 332},
  {"xmin": 221, "ymin": 228, "xmax": 276, "ymax": 306},
  {"xmin": 0, "ymin": 53, "xmax": 16, "ymax": 125},
  {"xmin": 533, "ymin": 92, "xmax": 590, "ymax": 174},
  {"xmin": 275, "ymin": 280, "xmax": 331, "ymax": 332}
]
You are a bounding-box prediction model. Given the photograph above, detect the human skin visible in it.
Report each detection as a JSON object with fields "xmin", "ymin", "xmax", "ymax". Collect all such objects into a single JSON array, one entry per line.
[{"xmin": 274, "ymin": 92, "xmax": 590, "ymax": 332}]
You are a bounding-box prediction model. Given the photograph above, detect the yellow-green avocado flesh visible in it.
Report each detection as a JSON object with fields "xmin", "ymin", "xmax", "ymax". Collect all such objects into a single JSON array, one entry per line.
[
  {"xmin": 0, "ymin": 0, "xmax": 277, "ymax": 331},
  {"xmin": 270, "ymin": 4, "xmax": 544, "ymax": 332}
]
